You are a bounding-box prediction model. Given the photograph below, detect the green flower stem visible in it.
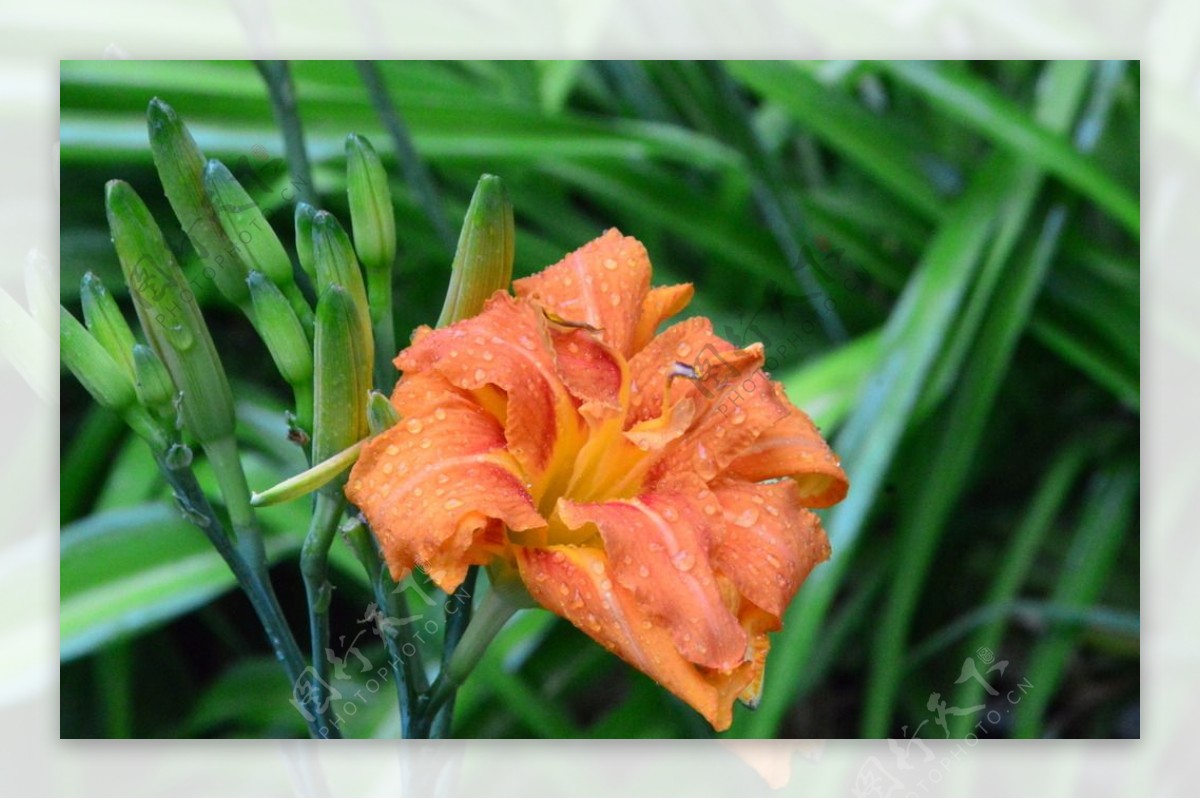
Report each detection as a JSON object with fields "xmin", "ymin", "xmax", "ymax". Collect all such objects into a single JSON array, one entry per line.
[
  {"xmin": 341, "ymin": 520, "xmax": 414, "ymax": 731},
  {"xmin": 366, "ymin": 268, "xmax": 397, "ymax": 392},
  {"xmin": 255, "ymin": 60, "xmax": 316, "ymax": 208},
  {"xmin": 151, "ymin": 447, "xmax": 318, "ymax": 737},
  {"xmin": 355, "ymin": 61, "xmax": 454, "ymax": 251},
  {"xmin": 413, "ymin": 577, "xmax": 529, "ymax": 737},
  {"xmin": 429, "ymin": 566, "xmax": 478, "ymax": 738},
  {"xmin": 299, "ymin": 492, "xmax": 346, "ymax": 738}
]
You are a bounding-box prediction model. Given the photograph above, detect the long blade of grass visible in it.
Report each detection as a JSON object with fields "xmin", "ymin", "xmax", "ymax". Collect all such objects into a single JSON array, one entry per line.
[
  {"xmin": 1012, "ymin": 463, "xmax": 1138, "ymax": 737},
  {"xmin": 732, "ymin": 151, "xmax": 1004, "ymax": 739},
  {"xmin": 861, "ymin": 60, "xmax": 1095, "ymax": 735},
  {"xmin": 877, "ymin": 61, "xmax": 1139, "ymax": 238}
]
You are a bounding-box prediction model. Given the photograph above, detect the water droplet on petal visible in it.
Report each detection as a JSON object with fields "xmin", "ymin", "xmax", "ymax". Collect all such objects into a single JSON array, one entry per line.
[
  {"xmin": 661, "ymin": 506, "xmax": 679, "ymax": 522},
  {"xmin": 603, "ymin": 258, "xmax": 617, "ymax": 270},
  {"xmin": 734, "ymin": 508, "xmax": 759, "ymax": 528},
  {"xmin": 434, "ymin": 408, "xmax": 447, "ymax": 421},
  {"xmin": 676, "ymin": 342, "xmax": 691, "ymax": 357},
  {"xmin": 405, "ymin": 418, "xmax": 423, "ymax": 433},
  {"xmin": 638, "ymin": 564, "xmax": 650, "ymax": 578},
  {"xmin": 473, "ymin": 368, "xmax": 486, "ymax": 382},
  {"xmin": 672, "ymin": 550, "xmax": 695, "ymax": 572}
]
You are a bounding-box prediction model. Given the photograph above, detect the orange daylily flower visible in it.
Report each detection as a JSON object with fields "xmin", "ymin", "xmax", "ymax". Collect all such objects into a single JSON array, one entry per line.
[{"xmin": 347, "ymin": 229, "xmax": 847, "ymax": 730}]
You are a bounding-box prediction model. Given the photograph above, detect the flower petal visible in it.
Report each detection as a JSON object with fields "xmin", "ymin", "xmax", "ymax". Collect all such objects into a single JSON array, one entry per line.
[
  {"xmin": 557, "ymin": 481, "xmax": 747, "ymax": 670},
  {"xmin": 397, "ymin": 293, "xmax": 584, "ymax": 492},
  {"xmin": 630, "ymin": 282, "xmax": 694, "ymax": 355},
  {"xmin": 723, "ymin": 396, "xmax": 849, "ymax": 507},
  {"xmin": 346, "ymin": 371, "xmax": 544, "ymax": 592},
  {"xmin": 710, "ymin": 479, "xmax": 831, "ymax": 619},
  {"xmin": 513, "ymin": 229, "xmax": 651, "ymax": 357},
  {"xmin": 515, "ymin": 544, "xmax": 757, "ymax": 731}
]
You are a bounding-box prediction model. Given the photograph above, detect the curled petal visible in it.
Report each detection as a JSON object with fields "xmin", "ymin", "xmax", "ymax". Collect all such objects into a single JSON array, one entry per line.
[
  {"xmin": 630, "ymin": 282, "xmax": 694, "ymax": 355},
  {"xmin": 723, "ymin": 396, "xmax": 849, "ymax": 507},
  {"xmin": 346, "ymin": 372, "xmax": 545, "ymax": 592},
  {"xmin": 513, "ymin": 229, "xmax": 651, "ymax": 357},
  {"xmin": 557, "ymin": 481, "xmax": 747, "ymax": 670},
  {"xmin": 515, "ymin": 544, "xmax": 758, "ymax": 731},
  {"xmin": 548, "ymin": 326, "xmax": 625, "ymax": 420},
  {"xmin": 710, "ymin": 479, "xmax": 831, "ymax": 620},
  {"xmin": 398, "ymin": 293, "xmax": 583, "ymax": 489}
]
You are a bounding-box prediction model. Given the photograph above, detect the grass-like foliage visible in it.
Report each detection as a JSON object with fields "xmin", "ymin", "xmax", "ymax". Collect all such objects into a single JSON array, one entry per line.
[{"xmin": 59, "ymin": 60, "xmax": 1138, "ymax": 739}]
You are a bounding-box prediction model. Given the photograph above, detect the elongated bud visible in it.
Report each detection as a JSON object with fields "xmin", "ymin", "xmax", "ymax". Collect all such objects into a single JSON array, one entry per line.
[
  {"xmin": 366, "ymin": 389, "xmax": 400, "ymax": 435},
  {"xmin": 312, "ymin": 211, "xmax": 373, "ymax": 374},
  {"xmin": 146, "ymin": 97, "xmax": 249, "ymax": 309},
  {"xmin": 203, "ymin": 159, "xmax": 314, "ymax": 337},
  {"xmin": 61, "ymin": 307, "xmax": 136, "ymax": 412},
  {"xmin": 132, "ymin": 343, "xmax": 176, "ymax": 411},
  {"xmin": 346, "ymin": 134, "xmax": 396, "ymax": 276},
  {"xmin": 312, "ymin": 286, "xmax": 370, "ymax": 490},
  {"xmin": 437, "ymin": 174, "xmax": 514, "ymax": 328},
  {"xmin": 105, "ymin": 179, "xmax": 236, "ymax": 445},
  {"xmin": 80, "ymin": 272, "xmax": 137, "ymax": 380},
  {"xmin": 294, "ymin": 202, "xmax": 318, "ymax": 287},
  {"xmin": 247, "ymin": 271, "xmax": 313, "ymax": 387}
]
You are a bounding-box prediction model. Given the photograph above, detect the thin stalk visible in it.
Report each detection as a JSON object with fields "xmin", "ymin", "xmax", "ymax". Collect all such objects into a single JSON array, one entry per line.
[
  {"xmin": 299, "ymin": 492, "xmax": 346, "ymax": 738},
  {"xmin": 255, "ymin": 60, "xmax": 316, "ymax": 207},
  {"xmin": 429, "ymin": 566, "xmax": 478, "ymax": 738},
  {"xmin": 355, "ymin": 61, "xmax": 455, "ymax": 251},
  {"xmin": 412, "ymin": 578, "xmax": 525, "ymax": 738},
  {"xmin": 366, "ymin": 266, "xmax": 397, "ymax": 391},
  {"xmin": 343, "ymin": 524, "xmax": 413, "ymax": 729},
  {"xmin": 153, "ymin": 449, "xmax": 318, "ymax": 737}
]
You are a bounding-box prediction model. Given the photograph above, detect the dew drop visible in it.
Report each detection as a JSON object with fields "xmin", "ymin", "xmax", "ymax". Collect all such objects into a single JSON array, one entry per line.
[
  {"xmin": 662, "ymin": 506, "xmax": 679, "ymax": 522},
  {"xmin": 405, "ymin": 418, "xmax": 423, "ymax": 433},
  {"xmin": 382, "ymin": 462, "xmax": 394, "ymax": 475},
  {"xmin": 638, "ymin": 564, "xmax": 650, "ymax": 578},
  {"xmin": 413, "ymin": 487, "xmax": 423, "ymax": 497},
  {"xmin": 419, "ymin": 439, "xmax": 432, "ymax": 449},
  {"xmin": 474, "ymin": 368, "xmax": 486, "ymax": 382},
  {"xmin": 590, "ymin": 560, "xmax": 604, "ymax": 575},
  {"xmin": 672, "ymin": 550, "xmax": 696, "ymax": 572},
  {"xmin": 603, "ymin": 257, "xmax": 617, "ymax": 270},
  {"xmin": 443, "ymin": 498, "xmax": 462, "ymax": 510},
  {"xmin": 437, "ymin": 474, "xmax": 449, "ymax": 484},
  {"xmin": 734, "ymin": 508, "xmax": 758, "ymax": 528},
  {"xmin": 434, "ymin": 408, "xmax": 447, "ymax": 421},
  {"xmin": 482, "ymin": 351, "xmax": 494, "ymax": 361},
  {"xmin": 676, "ymin": 342, "xmax": 691, "ymax": 357},
  {"xmin": 610, "ymin": 293, "xmax": 621, "ymax": 306},
  {"xmin": 385, "ymin": 444, "xmax": 400, "ymax": 456}
]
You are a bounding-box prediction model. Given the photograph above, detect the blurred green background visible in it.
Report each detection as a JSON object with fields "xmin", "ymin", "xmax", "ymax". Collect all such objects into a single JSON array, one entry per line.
[{"xmin": 59, "ymin": 60, "xmax": 1139, "ymax": 739}]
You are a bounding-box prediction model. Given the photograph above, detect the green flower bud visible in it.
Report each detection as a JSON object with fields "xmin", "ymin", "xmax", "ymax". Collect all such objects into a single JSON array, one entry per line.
[
  {"xmin": 132, "ymin": 343, "xmax": 176, "ymax": 412},
  {"xmin": 61, "ymin": 306, "xmax": 136, "ymax": 413},
  {"xmin": 247, "ymin": 270, "xmax": 314, "ymax": 388},
  {"xmin": 366, "ymin": 389, "xmax": 400, "ymax": 435},
  {"xmin": 146, "ymin": 97, "xmax": 250, "ymax": 310},
  {"xmin": 437, "ymin": 174, "xmax": 514, "ymax": 328},
  {"xmin": 312, "ymin": 286, "xmax": 370, "ymax": 490},
  {"xmin": 311, "ymin": 211, "xmax": 373, "ymax": 377},
  {"xmin": 105, "ymin": 179, "xmax": 236, "ymax": 445},
  {"xmin": 203, "ymin": 159, "xmax": 314, "ymax": 337},
  {"xmin": 80, "ymin": 272, "xmax": 137, "ymax": 380},
  {"xmin": 294, "ymin": 202, "xmax": 319, "ymax": 287},
  {"xmin": 345, "ymin": 134, "xmax": 396, "ymax": 277}
]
